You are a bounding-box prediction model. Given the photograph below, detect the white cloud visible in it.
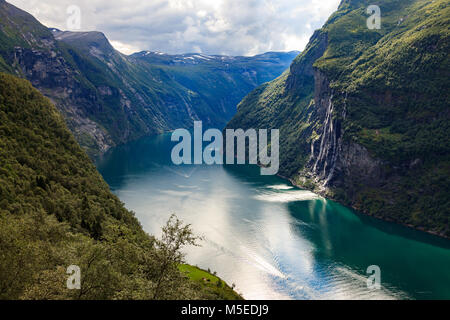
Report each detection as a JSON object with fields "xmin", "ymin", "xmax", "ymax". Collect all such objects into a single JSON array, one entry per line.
[
  {"xmin": 8, "ymin": 0, "xmax": 340, "ymax": 56},
  {"xmin": 109, "ymin": 40, "xmax": 141, "ymax": 55}
]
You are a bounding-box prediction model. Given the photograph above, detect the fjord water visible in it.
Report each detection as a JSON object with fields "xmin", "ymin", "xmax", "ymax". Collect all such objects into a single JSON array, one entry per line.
[{"xmin": 97, "ymin": 134, "xmax": 450, "ymax": 300}]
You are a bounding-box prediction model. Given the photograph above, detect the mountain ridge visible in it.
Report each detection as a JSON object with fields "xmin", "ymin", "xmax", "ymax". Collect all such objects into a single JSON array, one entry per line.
[
  {"xmin": 0, "ymin": 0, "xmax": 297, "ymax": 156},
  {"xmin": 226, "ymin": 0, "xmax": 450, "ymax": 237}
]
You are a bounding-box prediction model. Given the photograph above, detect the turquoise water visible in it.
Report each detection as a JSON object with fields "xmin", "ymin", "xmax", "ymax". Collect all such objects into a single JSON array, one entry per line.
[{"xmin": 96, "ymin": 133, "xmax": 450, "ymax": 300}]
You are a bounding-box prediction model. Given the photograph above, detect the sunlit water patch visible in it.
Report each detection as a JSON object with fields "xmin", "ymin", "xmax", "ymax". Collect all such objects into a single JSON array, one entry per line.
[
  {"xmin": 97, "ymin": 134, "xmax": 450, "ymax": 300},
  {"xmin": 255, "ymin": 189, "xmax": 321, "ymax": 203}
]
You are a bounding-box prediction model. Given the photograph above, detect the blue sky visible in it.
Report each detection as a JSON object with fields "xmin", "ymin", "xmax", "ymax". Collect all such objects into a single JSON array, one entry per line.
[{"xmin": 9, "ymin": 0, "xmax": 340, "ymax": 55}]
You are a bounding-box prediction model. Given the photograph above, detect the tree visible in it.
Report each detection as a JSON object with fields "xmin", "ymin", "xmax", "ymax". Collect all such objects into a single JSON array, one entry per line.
[{"xmin": 152, "ymin": 214, "xmax": 201, "ymax": 299}]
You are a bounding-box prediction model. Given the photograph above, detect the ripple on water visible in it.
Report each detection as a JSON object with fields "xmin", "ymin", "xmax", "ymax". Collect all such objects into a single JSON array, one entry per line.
[{"xmin": 254, "ymin": 190, "xmax": 321, "ymax": 203}]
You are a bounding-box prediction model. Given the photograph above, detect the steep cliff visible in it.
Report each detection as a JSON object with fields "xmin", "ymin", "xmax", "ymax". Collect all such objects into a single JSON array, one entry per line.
[{"xmin": 227, "ymin": 0, "xmax": 450, "ymax": 237}]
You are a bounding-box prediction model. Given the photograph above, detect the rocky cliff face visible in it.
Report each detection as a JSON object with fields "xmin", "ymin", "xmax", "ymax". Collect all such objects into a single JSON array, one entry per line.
[
  {"xmin": 301, "ymin": 68, "xmax": 384, "ymax": 194},
  {"xmin": 226, "ymin": 0, "xmax": 450, "ymax": 237},
  {"xmin": 12, "ymin": 42, "xmax": 115, "ymax": 153},
  {"xmin": 0, "ymin": 1, "xmax": 114, "ymax": 153}
]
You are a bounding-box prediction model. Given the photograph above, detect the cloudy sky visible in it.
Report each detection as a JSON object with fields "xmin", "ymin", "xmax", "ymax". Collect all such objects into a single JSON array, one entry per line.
[{"xmin": 9, "ymin": 0, "xmax": 340, "ymax": 56}]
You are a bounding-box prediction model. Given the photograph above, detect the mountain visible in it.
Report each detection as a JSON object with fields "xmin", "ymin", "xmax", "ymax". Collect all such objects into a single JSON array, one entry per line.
[
  {"xmin": 0, "ymin": 71, "xmax": 241, "ymax": 299},
  {"xmin": 130, "ymin": 50, "xmax": 299, "ymax": 125},
  {"xmin": 226, "ymin": 0, "xmax": 450, "ymax": 237},
  {"xmin": 0, "ymin": 0, "xmax": 297, "ymax": 157}
]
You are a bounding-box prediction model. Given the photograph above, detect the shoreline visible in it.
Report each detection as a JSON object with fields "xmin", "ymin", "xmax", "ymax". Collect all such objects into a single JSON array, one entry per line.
[{"xmin": 275, "ymin": 172, "xmax": 450, "ymax": 241}]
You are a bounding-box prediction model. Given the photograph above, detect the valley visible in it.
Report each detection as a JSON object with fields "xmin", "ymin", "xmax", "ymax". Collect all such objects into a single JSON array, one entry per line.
[{"xmin": 0, "ymin": 0, "xmax": 449, "ymax": 301}]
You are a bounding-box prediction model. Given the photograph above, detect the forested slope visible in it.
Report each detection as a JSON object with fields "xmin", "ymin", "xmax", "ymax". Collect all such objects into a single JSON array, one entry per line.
[{"xmin": 0, "ymin": 72, "xmax": 240, "ymax": 299}]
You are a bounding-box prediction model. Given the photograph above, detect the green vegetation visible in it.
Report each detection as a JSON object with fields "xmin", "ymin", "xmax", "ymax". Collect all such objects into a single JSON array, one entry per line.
[
  {"xmin": 179, "ymin": 265, "xmax": 243, "ymax": 300},
  {"xmin": 0, "ymin": 72, "xmax": 239, "ymax": 299},
  {"xmin": 227, "ymin": 0, "xmax": 450, "ymax": 237}
]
